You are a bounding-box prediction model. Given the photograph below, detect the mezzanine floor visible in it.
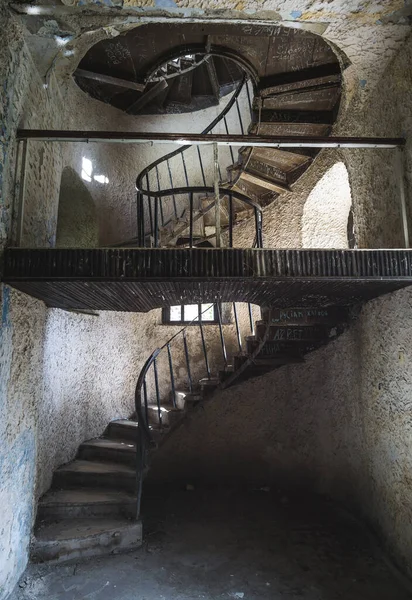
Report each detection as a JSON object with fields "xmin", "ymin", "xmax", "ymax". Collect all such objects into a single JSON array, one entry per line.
[{"xmin": 3, "ymin": 248, "xmax": 412, "ymax": 311}]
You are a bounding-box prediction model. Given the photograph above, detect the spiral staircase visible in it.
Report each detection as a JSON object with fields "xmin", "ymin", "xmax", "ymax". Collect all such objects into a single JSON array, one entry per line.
[{"xmin": 4, "ymin": 23, "xmax": 412, "ymax": 564}]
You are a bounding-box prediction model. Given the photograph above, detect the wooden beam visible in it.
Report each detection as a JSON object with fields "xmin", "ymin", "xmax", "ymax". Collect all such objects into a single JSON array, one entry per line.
[{"xmin": 74, "ymin": 68, "xmax": 145, "ymax": 93}]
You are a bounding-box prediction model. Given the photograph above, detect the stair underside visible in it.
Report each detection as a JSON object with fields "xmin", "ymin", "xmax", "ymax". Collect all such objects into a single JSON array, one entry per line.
[{"xmin": 4, "ymin": 248, "xmax": 412, "ymax": 312}]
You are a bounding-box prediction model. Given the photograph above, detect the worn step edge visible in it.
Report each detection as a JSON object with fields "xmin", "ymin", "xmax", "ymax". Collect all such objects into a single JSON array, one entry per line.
[
  {"xmin": 38, "ymin": 488, "xmax": 136, "ymax": 520},
  {"xmin": 31, "ymin": 518, "xmax": 142, "ymax": 564}
]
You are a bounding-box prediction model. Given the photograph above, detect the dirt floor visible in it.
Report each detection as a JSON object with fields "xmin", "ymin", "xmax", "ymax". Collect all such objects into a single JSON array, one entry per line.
[{"xmin": 11, "ymin": 488, "xmax": 412, "ymax": 600}]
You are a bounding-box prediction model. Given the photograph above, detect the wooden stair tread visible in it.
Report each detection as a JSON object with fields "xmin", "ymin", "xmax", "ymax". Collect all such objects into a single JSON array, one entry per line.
[
  {"xmin": 239, "ymin": 171, "xmax": 290, "ymax": 194},
  {"xmin": 247, "ymin": 147, "xmax": 312, "ymax": 171},
  {"xmin": 260, "ymin": 85, "xmax": 340, "ymax": 112},
  {"xmin": 249, "ymin": 122, "xmax": 330, "ymax": 136}
]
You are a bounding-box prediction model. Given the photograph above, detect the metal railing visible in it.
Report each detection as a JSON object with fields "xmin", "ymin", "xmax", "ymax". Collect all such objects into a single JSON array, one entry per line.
[
  {"xmin": 133, "ymin": 72, "xmax": 260, "ymax": 248},
  {"xmin": 134, "ymin": 301, "xmax": 258, "ymax": 518}
]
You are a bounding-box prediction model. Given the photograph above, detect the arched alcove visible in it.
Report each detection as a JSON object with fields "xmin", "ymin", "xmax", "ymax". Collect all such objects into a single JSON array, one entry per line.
[
  {"xmin": 302, "ymin": 162, "xmax": 354, "ymax": 249},
  {"xmin": 56, "ymin": 167, "xmax": 99, "ymax": 247}
]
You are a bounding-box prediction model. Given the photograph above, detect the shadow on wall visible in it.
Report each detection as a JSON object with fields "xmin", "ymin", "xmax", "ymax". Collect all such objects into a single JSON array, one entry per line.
[
  {"xmin": 56, "ymin": 167, "xmax": 98, "ymax": 247},
  {"xmin": 302, "ymin": 162, "xmax": 355, "ymax": 249}
]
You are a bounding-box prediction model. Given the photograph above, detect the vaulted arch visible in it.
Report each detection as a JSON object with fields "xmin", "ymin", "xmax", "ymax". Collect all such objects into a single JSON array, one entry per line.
[{"xmin": 302, "ymin": 162, "xmax": 353, "ymax": 249}]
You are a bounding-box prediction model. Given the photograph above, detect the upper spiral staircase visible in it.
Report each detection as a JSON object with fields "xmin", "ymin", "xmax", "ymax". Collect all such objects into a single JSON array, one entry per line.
[{"xmin": 4, "ymin": 22, "xmax": 412, "ymax": 564}]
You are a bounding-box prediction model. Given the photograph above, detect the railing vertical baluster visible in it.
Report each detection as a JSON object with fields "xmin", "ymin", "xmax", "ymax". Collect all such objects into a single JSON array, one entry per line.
[
  {"xmin": 246, "ymin": 79, "xmax": 253, "ymax": 120},
  {"xmin": 229, "ymin": 192, "xmax": 233, "ymax": 248},
  {"xmin": 197, "ymin": 147, "xmax": 207, "ymax": 186},
  {"xmin": 233, "ymin": 302, "xmax": 242, "ymax": 352},
  {"xmin": 182, "ymin": 330, "xmax": 193, "ymax": 392},
  {"xmin": 143, "ymin": 377, "xmax": 149, "ymax": 424},
  {"xmin": 235, "ymin": 97, "xmax": 245, "ymax": 135},
  {"xmin": 137, "ymin": 191, "xmax": 142, "ymax": 247},
  {"xmin": 154, "ymin": 197, "xmax": 159, "ymax": 247},
  {"xmin": 216, "ymin": 303, "xmax": 228, "ymax": 367},
  {"xmin": 181, "ymin": 153, "xmax": 189, "ymax": 186},
  {"xmin": 146, "ymin": 175, "xmax": 153, "ymax": 234},
  {"xmin": 189, "ymin": 192, "xmax": 194, "ymax": 248},
  {"xmin": 224, "ymin": 116, "xmax": 235, "ymax": 164},
  {"xmin": 153, "ymin": 358, "xmax": 162, "ymax": 426},
  {"xmin": 248, "ymin": 303, "xmax": 255, "ymax": 335},
  {"xmin": 199, "ymin": 309, "xmax": 211, "ymax": 379},
  {"xmin": 167, "ymin": 343, "xmax": 176, "ymax": 408},
  {"xmin": 167, "ymin": 159, "xmax": 178, "ymax": 218},
  {"xmin": 255, "ymin": 208, "xmax": 263, "ymax": 248},
  {"xmin": 155, "ymin": 166, "xmax": 164, "ymax": 226}
]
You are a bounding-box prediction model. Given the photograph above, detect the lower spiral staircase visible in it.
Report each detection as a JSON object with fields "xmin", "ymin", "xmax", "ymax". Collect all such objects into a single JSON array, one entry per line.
[{"xmin": 31, "ymin": 302, "xmax": 348, "ymax": 564}]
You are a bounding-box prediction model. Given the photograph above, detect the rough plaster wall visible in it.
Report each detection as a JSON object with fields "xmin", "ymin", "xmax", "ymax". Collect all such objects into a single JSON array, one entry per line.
[
  {"xmin": 56, "ymin": 167, "xmax": 98, "ymax": 247},
  {"xmin": 302, "ymin": 161, "xmax": 352, "ymax": 248}
]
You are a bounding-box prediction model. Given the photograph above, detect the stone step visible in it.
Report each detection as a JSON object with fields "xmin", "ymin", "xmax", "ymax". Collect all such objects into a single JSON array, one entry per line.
[
  {"xmin": 78, "ymin": 437, "xmax": 137, "ymax": 466},
  {"xmin": 37, "ymin": 488, "xmax": 136, "ymax": 520},
  {"xmin": 146, "ymin": 404, "xmax": 184, "ymax": 427},
  {"xmin": 107, "ymin": 419, "xmax": 138, "ymax": 442},
  {"xmin": 31, "ymin": 517, "xmax": 142, "ymax": 564},
  {"xmin": 172, "ymin": 390, "xmax": 202, "ymax": 409},
  {"xmin": 52, "ymin": 460, "xmax": 136, "ymax": 493}
]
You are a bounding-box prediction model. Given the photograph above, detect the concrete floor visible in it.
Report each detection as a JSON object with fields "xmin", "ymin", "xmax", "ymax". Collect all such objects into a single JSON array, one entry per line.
[{"xmin": 12, "ymin": 488, "xmax": 412, "ymax": 600}]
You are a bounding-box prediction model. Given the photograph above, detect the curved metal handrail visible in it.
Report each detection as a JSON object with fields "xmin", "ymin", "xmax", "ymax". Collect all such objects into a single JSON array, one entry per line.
[
  {"xmin": 135, "ymin": 73, "xmax": 248, "ymax": 194},
  {"xmin": 142, "ymin": 44, "xmax": 258, "ymax": 87},
  {"xmin": 134, "ymin": 304, "xmax": 217, "ymax": 445}
]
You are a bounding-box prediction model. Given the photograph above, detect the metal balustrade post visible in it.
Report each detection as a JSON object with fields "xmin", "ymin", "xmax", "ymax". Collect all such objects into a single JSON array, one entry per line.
[
  {"xmin": 166, "ymin": 159, "xmax": 178, "ymax": 218},
  {"xmin": 197, "ymin": 147, "xmax": 207, "ymax": 186},
  {"xmin": 143, "ymin": 378, "xmax": 149, "ymax": 424},
  {"xmin": 235, "ymin": 97, "xmax": 245, "ymax": 135},
  {"xmin": 155, "ymin": 166, "xmax": 164, "ymax": 226},
  {"xmin": 181, "ymin": 153, "xmax": 189, "ymax": 186},
  {"xmin": 248, "ymin": 303, "xmax": 255, "ymax": 335},
  {"xmin": 199, "ymin": 310, "xmax": 211, "ymax": 379},
  {"xmin": 154, "ymin": 197, "xmax": 159, "ymax": 247},
  {"xmin": 146, "ymin": 175, "xmax": 153, "ymax": 233},
  {"xmin": 229, "ymin": 192, "xmax": 234, "ymax": 248},
  {"xmin": 182, "ymin": 330, "xmax": 193, "ymax": 392},
  {"xmin": 233, "ymin": 302, "xmax": 242, "ymax": 352},
  {"xmin": 189, "ymin": 192, "xmax": 194, "ymax": 248},
  {"xmin": 224, "ymin": 116, "xmax": 235, "ymax": 164},
  {"xmin": 167, "ymin": 343, "xmax": 176, "ymax": 408},
  {"xmin": 136, "ymin": 191, "xmax": 142, "ymax": 247},
  {"xmin": 153, "ymin": 358, "xmax": 162, "ymax": 426},
  {"xmin": 216, "ymin": 303, "xmax": 228, "ymax": 367},
  {"xmin": 246, "ymin": 80, "xmax": 253, "ymax": 120},
  {"xmin": 214, "ymin": 143, "xmax": 221, "ymax": 248}
]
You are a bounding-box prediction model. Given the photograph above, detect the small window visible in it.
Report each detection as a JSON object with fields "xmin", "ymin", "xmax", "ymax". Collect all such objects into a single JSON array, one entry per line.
[{"xmin": 162, "ymin": 303, "xmax": 218, "ymax": 325}]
